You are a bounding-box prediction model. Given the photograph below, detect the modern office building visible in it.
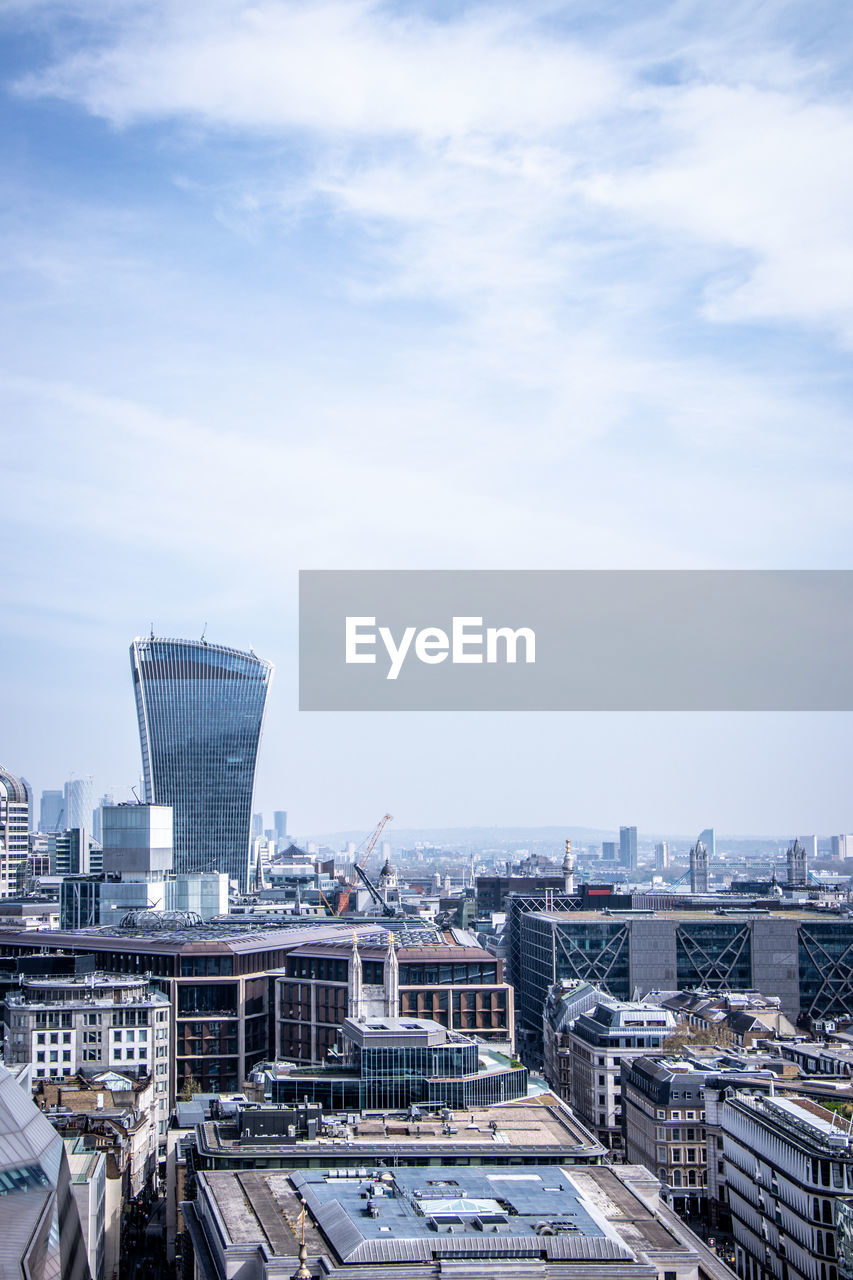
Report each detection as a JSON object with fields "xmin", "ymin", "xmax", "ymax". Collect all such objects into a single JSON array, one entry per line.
[
  {"xmin": 273, "ymin": 810, "xmax": 287, "ymax": 841},
  {"xmin": 64, "ymin": 776, "xmax": 94, "ymax": 832},
  {"xmin": 656, "ymin": 841, "xmax": 671, "ymax": 872},
  {"xmin": 699, "ymin": 829, "xmax": 716, "ymax": 859},
  {"xmin": 264, "ymin": 1015, "xmax": 527, "ymax": 1111},
  {"xmin": 38, "ymin": 788, "xmax": 64, "ymax": 832},
  {"xmin": 273, "ymin": 924, "xmax": 514, "ymax": 1062},
  {"xmin": 620, "ymin": 825, "xmax": 638, "ymax": 870},
  {"xmin": 568, "ymin": 1000, "xmax": 678, "ymax": 1149},
  {"xmin": 723, "ymin": 1091, "xmax": 853, "ymax": 1280},
  {"xmin": 0, "ymin": 1062, "xmax": 93, "ymax": 1280},
  {"xmin": 507, "ymin": 902, "xmax": 853, "ymax": 1047},
  {"xmin": 48, "ymin": 826, "xmax": 99, "ymax": 876},
  {"xmin": 130, "ymin": 635, "xmax": 273, "ymax": 892},
  {"xmin": 0, "ymin": 765, "xmax": 30, "ymax": 898}
]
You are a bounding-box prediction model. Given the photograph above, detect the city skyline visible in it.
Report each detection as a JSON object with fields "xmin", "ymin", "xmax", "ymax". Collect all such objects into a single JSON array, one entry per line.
[{"xmin": 2, "ymin": 2, "xmax": 853, "ymax": 832}]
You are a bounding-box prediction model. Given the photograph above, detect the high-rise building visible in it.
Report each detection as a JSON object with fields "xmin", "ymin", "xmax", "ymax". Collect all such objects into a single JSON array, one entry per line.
[
  {"xmin": 251, "ymin": 812, "xmax": 264, "ymax": 838},
  {"xmin": 39, "ymin": 788, "xmax": 64, "ymax": 832},
  {"xmin": 0, "ymin": 765, "xmax": 30, "ymax": 897},
  {"xmin": 698, "ymin": 827, "xmax": 716, "ymax": 857},
  {"xmin": 64, "ymin": 776, "xmax": 94, "ymax": 832},
  {"xmin": 601, "ymin": 840, "xmax": 618, "ymax": 861},
  {"xmin": 92, "ymin": 792, "xmax": 115, "ymax": 844},
  {"xmin": 18, "ymin": 776, "xmax": 33, "ymax": 832},
  {"xmin": 831, "ymin": 834, "xmax": 848, "ymax": 861},
  {"xmin": 654, "ymin": 841, "xmax": 669, "ymax": 872},
  {"xmin": 130, "ymin": 636, "xmax": 273, "ymax": 891},
  {"xmin": 619, "ymin": 825, "xmax": 638, "ymax": 870},
  {"xmin": 273, "ymin": 810, "xmax": 287, "ymax": 840}
]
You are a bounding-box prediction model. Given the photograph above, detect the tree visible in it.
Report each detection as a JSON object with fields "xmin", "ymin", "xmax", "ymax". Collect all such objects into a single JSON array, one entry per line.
[
  {"xmin": 179, "ymin": 1072, "xmax": 201, "ymax": 1100},
  {"xmin": 662, "ymin": 1022, "xmax": 733, "ymax": 1052}
]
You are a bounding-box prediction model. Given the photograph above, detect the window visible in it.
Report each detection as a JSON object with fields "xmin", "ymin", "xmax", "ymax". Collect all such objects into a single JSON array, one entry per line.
[{"xmin": 62, "ymin": 1052, "xmax": 71, "ymax": 1062}]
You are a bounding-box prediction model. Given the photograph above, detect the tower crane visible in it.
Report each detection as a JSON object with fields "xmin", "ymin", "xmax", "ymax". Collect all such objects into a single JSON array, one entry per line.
[{"xmin": 336, "ymin": 813, "xmax": 393, "ymax": 915}]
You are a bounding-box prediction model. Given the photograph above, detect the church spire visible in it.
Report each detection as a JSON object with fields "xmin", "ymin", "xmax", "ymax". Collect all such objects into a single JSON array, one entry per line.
[
  {"xmin": 384, "ymin": 929, "xmax": 399, "ymax": 1017},
  {"xmin": 348, "ymin": 930, "xmax": 364, "ymax": 1020}
]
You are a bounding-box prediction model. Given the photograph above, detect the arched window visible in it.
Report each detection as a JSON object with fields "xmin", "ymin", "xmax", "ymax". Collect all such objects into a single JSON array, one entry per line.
[{"xmin": 672, "ymin": 1170, "xmax": 682, "ymax": 1188}]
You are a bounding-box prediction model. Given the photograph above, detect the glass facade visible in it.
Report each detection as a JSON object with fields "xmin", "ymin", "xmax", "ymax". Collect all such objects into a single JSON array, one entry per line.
[
  {"xmin": 675, "ymin": 922, "xmax": 752, "ymax": 990},
  {"xmin": 130, "ymin": 637, "xmax": 273, "ymax": 892}
]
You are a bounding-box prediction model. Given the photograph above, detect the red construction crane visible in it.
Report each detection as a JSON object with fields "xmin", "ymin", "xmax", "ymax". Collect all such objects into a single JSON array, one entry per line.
[{"xmin": 335, "ymin": 813, "xmax": 393, "ymax": 915}]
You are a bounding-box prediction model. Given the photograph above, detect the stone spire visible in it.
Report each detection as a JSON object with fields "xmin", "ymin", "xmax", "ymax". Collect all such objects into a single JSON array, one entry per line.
[
  {"xmin": 348, "ymin": 930, "xmax": 364, "ymax": 1020},
  {"xmin": 384, "ymin": 929, "xmax": 399, "ymax": 1016},
  {"xmin": 562, "ymin": 838, "xmax": 575, "ymax": 895}
]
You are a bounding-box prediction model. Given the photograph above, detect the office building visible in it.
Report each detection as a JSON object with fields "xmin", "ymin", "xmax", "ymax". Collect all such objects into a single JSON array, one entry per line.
[
  {"xmin": 273, "ymin": 810, "xmax": 287, "ymax": 840},
  {"xmin": 620, "ymin": 825, "xmax": 638, "ymax": 870},
  {"xmin": 506, "ymin": 902, "xmax": 853, "ymax": 1047},
  {"xmin": 183, "ymin": 1158, "xmax": 718, "ymax": 1280},
  {"xmin": 542, "ymin": 980, "xmax": 607, "ymax": 1103},
  {"xmin": 830, "ymin": 835, "xmax": 848, "ymax": 861},
  {"xmin": 264, "ymin": 1015, "xmax": 527, "ymax": 1111},
  {"xmin": 690, "ymin": 841, "xmax": 709, "ymax": 893},
  {"xmin": 2, "ymin": 969, "xmax": 171, "ymax": 1138},
  {"xmin": 0, "ymin": 765, "xmax": 30, "ymax": 898},
  {"xmin": 699, "ymin": 829, "xmax": 716, "ymax": 858},
  {"xmin": 656, "ymin": 841, "xmax": 670, "ymax": 872},
  {"xmin": 48, "ymin": 826, "xmax": 97, "ymax": 876},
  {"xmin": 39, "ymin": 788, "xmax": 64, "ymax": 832},
  {"xmin": 274, "ymin": 924, "xmax": 514, "ymax": 1062},
  {"xmin": 723, "ymin": 1091, "xmax": 853, "ymax": 1280},
  {"xmin": 602, "ymin": 840, "xmax": 618, "ymax": 861},
  {"xmin": 568, "ymin": 1000, "xmax": 677, "ymax": 1149},
  {"xmin": 0, "ymin": 1062, "xmax": 92, "ymax": 1280},
  {"xmin": 91, "ymin": 793, "xmax": 114, "ymax": 845},
  {"xmin": 131, "ymin": 635, "xmax": 273, "ymax": 892},
  {"xmin": 64, "ymin": 775, "xmax": 94, "ymax": 832}
]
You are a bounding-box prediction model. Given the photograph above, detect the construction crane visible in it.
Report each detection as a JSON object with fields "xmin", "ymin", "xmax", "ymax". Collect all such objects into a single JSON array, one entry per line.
[
  {"xmin": 354, "ymin": 863, "xmax": 397, "ymax": 917},
  {"xmin": 336, "ymin": 813, "xmax": 393, "ymax": 915}
]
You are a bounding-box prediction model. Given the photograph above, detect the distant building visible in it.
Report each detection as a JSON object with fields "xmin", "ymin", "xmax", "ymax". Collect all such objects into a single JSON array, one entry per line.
[
  {"xmin": 620, "ymin": 826, "xmax": 638, "ymax": 870},
  {"xmin": 39, "ymin": 788, "xmax": 64, "ymax": 832},
  {"xmin": 655, "ymin": 841, "xmax": 670, "ymax": 872},
  {"xmin": 602, "ymin": 840, "xmax": 618, "ymax": 861},
  {"xmin": 699, "ymin": 828, "xmax": 716, "ymax": 858},
  {"xmin": 787, "ymin": 837, "xmax": 808, "ymax": 887},
  {"xmin": 0, "ymin": 765, "xmax": 30, "ymax": 897},
  {"xmin": 130, "ymin": 635, "xmax": 273, "ymax": 892},
  {"xmin": 64, "ymin": 776, "xmax": 94, "ymax": 832},
  {"xmin": 273, "ymin": 810, "xmax": 287, "ymax": 840},
  {"xmin": 568, "ymin": 1000, "xmax": 678, "ymax": 1149},
  {"xmin": 831, "ymin": 835, "xmax": 848, "ymax": 860},
  {"xmin": 690, "ymin": 841, "xmax": 709, "ymax": 893}
]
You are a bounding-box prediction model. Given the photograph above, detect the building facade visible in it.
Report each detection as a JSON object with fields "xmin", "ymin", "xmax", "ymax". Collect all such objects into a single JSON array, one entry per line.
[
  {"xmin": 130, "ymin": 636, "xmax": 272, "ymax": 892},
  {"xmin": 723, "ymin": 1092, "xmax": 853, "ymax": 1280},
  {"xmin": 568, "ymin": 1001, "xmax": 677, "ymax": 1149},
  {"xmin": 507, "ymin": 904, "xmax": 853, "ymax": 1048},
  {"xmin": 0, "ymin": 764, "xmax": 30, "ymax": 898}
]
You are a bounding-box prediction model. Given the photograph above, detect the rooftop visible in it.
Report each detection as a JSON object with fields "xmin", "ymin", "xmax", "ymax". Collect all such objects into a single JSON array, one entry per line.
[{"xmin": 195, "ymin": 1161, "xmax": 693, "ymax": 1268}]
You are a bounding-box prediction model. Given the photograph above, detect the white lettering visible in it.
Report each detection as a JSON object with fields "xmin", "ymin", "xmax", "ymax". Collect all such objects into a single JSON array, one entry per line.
[
  {"xmin": 415, "ymin": 628, "xmax": 449, "ymax": 664},
  {"xmin": 452, "ymin": 616, "xmax": 484, "ymax": 664},
  {"xmin": 486, "ymin": 626, "xmax": 536, "ymax": 664},
  {"xmin": 379, "ymin": 625, "xmax": 416, "ymax": 680},
  {"xmin": 345, "ymin": 617, "xmax": 376, "ymax": 664}
]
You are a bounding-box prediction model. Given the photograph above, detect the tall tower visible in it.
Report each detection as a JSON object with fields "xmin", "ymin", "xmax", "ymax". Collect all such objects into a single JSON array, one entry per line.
[
  {"xmin": 130, "ymin": 636, "xmax": 273, "ymax": 892},
  {"xmin": 384, "ymin": 931, "xmax": 399, "ymax": 1017},
  {"xmin": 619, "ymin": 826, "xmax": 638, "ymax": 871},
  {"xmin": 0, "ymin": 765, "xmax": 29, "ymax": 897},
  {"xmin": 787, "ymin": 838, "xmax": 808, "ymax": 887},
  {"xmin": 348, "ymin": 931, "xmax": 364, "ymax": 1020},
  {"xmin": 562, "ymin": 838, "xmax": 575, "ymax": 895},
  {"xmin": 689, "ymin": 840, "xmax": 709, "ymax": 894},
  {"xmin": 64, "ymin": 776, "xmax": 93, "ymax": 832}
]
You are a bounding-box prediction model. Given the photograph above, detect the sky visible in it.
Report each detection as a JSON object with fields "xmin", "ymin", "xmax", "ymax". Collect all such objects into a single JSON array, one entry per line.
[{"xmin": 2, "ymin": 0, "xmax": 853, "ymax": 840}]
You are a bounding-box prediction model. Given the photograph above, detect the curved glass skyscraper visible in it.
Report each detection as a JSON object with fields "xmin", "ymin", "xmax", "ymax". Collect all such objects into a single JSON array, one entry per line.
[{"xmin": 130, "ymin": 637, "xmax": 273, "ymax": 892}]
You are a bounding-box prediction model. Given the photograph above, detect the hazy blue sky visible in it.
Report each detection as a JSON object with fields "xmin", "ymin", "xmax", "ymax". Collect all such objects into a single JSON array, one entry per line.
[{"xmin": 2, "ymin": 0, "xmax": 853, "ymax": 838}]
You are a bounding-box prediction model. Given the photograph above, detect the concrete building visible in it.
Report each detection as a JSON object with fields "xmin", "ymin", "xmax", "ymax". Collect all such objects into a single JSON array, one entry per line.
[
  {"xmin": 722, "ymin": 1091, "xmax": 853, "ymax": 1280},
  {"xmin": 0, "ymin": 765, "xmax": 30, "ymax": 898},
  {"xmin": 3, "ymin": 969, "xmax": 171, "ymax": 1142},
  {"xmin": 183, "ymin": 1157, "xmax": 726, "ymax": 1280},
  {"xmin": 542, "ymin": 979, "xmax": 609, "ymax": 1103},
  {"xmin": 656, "ymin": 990, "xmax": 798, "ymax": 1046},
  {"xmin": 568, "ymin": 1000, "xmax": 678, "ymax": 1150},
  {"xmin": 657, "ymin": 842, "xmax": 671, "ymax": 872}
]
